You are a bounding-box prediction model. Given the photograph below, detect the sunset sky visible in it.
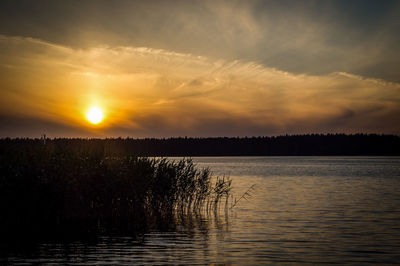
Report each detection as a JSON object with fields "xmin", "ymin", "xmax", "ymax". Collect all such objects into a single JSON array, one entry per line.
[{"xmin": 1, "ymin": 0, "xmax": 399, "ymax": 138}]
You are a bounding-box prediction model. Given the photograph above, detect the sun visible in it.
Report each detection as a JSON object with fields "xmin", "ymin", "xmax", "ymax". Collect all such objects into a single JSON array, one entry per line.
[{"xmin": 86, "ymin": 106, "xmax": 104, "ymax": 124}]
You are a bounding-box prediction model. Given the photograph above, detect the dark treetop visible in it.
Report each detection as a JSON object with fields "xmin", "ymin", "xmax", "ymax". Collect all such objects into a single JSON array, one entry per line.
[{"xmin": 2, "ymin": 134, "xmax": 399, "ymax": 156}]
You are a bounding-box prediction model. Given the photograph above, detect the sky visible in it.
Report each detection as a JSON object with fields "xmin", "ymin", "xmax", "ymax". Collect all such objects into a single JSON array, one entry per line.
[{"xmin": 0, "ymin": 0, "xmax": 399, "ymax": 138}]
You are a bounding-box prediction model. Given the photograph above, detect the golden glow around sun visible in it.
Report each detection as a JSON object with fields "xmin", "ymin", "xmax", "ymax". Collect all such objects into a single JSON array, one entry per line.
[{"xmin": 86, "ymin": 106, "xmax": 104, "ymax": 124}]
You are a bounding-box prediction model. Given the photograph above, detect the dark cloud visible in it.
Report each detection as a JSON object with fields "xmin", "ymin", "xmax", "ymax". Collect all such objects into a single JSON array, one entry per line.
[
  {"xmin": 1, "ymin": 0, "xmax": 399, "ymax": 81},
  {"xmin": 0, "ymin": 114, "xmax": 93, "ymax": 138},
  {"xmin": 313, "ymin": 105, "xmax": 400, "ymax": 135},
  {"xmin": 107, "ymin": 114, "xmax": 283, "ymax": 138},
  {"xmin": 187, "ymin": 79, "xmax": 203, "ymax": 87}
]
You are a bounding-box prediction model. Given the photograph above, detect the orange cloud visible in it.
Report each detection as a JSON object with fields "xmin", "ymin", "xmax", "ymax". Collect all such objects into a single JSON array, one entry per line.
[{"xmin": 0, "ymin": 35, "xmax": 399, "ymax": 137}]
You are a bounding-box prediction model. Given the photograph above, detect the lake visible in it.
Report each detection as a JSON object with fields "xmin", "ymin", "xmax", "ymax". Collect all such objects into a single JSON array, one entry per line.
[{"xmin": 2, "ymin": 156, "xmax": 400, "ymax": 265}]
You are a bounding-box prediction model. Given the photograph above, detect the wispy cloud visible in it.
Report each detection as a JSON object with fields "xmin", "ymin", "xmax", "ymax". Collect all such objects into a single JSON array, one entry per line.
[
  {"xmin": 1, "ymin": 1, "xmax": 399, "ymax": 81},
  {"xmin": 0, "ymin": 35, "xmax": 399, "ymax": 137}
]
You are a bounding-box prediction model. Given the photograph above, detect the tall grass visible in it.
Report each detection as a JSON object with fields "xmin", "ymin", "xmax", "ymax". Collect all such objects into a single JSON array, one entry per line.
[{"xmin": 0, "ymin": 139, "xmax": 231, "ymax": 239}]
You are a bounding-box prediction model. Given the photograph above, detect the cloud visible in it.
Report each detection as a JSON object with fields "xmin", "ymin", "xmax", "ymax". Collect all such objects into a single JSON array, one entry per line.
[
  {"xmin": 1, "ymin": 0, "xmax": 399, "ymax": 81},
  {"xmin": 0, "ymin": 35, "xmax": 399, "ymax": 137},
  {"xmin": 0, "ymin": 114, "xmax": 92, "ymax": 138}
]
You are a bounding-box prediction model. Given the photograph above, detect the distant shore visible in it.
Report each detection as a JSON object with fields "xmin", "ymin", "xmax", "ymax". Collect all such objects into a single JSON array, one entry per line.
[{"xmin": 1, "ymin": 134, "xmax": 399, "ymax": 156}]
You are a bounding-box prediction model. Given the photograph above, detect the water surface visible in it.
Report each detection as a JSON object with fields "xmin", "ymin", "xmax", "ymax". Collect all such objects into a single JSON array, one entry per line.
[{"xmin": 2, "ymin": 156, "xmax": 400, "ymax": 265}]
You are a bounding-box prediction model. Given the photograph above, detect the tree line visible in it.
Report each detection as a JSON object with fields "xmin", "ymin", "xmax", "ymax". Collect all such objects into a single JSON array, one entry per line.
[{"xmin": 1, "ymin": 133, "xmax": 399, "ymax": 156}]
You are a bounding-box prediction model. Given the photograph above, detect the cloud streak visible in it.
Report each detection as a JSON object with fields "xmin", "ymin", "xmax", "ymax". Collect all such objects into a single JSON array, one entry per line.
[
  {"xmin": 0, "ymin": 35, "xmax": 399, "ymax": 137},
  {"xmin": 1, "ymin": 0, "xmax": 399, "ymax": 81}
]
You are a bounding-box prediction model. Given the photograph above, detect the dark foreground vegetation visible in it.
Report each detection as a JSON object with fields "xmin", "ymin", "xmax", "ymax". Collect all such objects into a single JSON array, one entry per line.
[{"xmin": 0, "ymin": 141, "xmax": 231, "ymax": 240}]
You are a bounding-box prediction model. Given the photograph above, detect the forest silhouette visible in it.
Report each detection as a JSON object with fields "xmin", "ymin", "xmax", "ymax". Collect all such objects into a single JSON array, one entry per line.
[{"xmin": 2, "ymin": 134, "xmax": 397, "ymax": 156}]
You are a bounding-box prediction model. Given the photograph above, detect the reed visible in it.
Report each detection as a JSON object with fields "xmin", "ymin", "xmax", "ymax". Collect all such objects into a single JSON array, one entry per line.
[{"xmin": 0, "ymin": 139, "xmax": 231, "ymax": 239}]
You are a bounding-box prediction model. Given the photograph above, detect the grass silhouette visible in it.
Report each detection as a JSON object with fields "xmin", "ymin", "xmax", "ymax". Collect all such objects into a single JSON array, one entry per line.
[{"xmin": 0, "ymin": 139, "xmax": 231, "ymax": 239}]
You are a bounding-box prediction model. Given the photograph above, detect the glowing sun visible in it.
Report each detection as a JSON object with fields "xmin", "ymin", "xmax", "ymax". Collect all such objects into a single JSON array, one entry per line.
[{"xmin": 86, "ymin": 106, "xmax": 104, "ymax": 124}]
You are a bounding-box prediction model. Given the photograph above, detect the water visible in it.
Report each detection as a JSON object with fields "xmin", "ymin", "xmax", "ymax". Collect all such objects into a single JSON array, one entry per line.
[{"xmin": 2, "ymin": 156, "xmax": 400, "ymax": 265}]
